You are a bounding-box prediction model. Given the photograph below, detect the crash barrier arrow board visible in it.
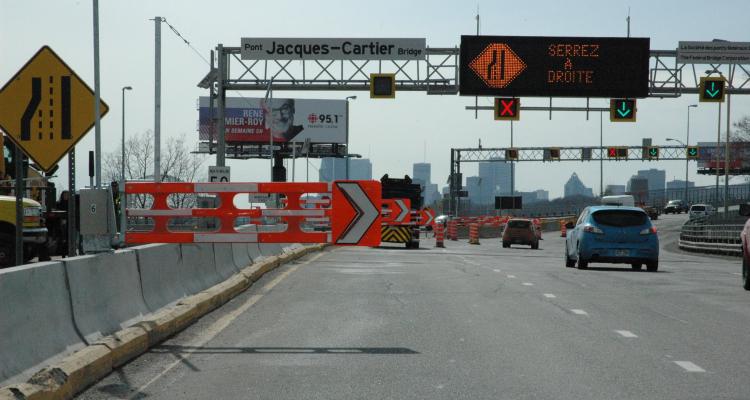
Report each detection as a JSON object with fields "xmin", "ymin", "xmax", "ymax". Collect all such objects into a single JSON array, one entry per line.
[
  {"xmin": 0, "ymin": 46, "xmax": 109, "ymax": 172},
  {"xmin": 125, "ymin": 181, "xmax": 381, "ymax": 246},
  {"xmin": 381, "ymin": 198, "xmax": 411, "ymax": 224},
  {"xmin": 416, "ymin": 207, "xmax": 435, "ymax": 226}
]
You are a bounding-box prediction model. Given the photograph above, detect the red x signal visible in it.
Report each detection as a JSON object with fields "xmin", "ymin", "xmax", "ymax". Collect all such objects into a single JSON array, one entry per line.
[
  {"xmin": 608, "ymin": 147, "xmax": 617, "ymax": 157},
  {"xmin": 494, "ymin": 98, "xmax": 520, "ymax": 121}
]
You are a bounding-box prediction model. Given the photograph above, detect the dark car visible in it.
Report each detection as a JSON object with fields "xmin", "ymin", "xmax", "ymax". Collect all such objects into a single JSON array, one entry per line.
[
  {"xmin": 502, "ymin": 218, "xmax": 539, "ymax": 249},
  {"xmin": 642, "ymin": 206, "xmax": 659, "ymax": 220},
  {"xmin": 663, "ymin": 199, "xmax": 688, "ymax": 214}
]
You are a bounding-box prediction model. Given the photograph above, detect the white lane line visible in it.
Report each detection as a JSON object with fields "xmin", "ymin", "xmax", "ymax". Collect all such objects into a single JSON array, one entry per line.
[
  {"xmin": 129, "ymin": 254, "xmax": 318, "ymax": 397},
  {"xmin": 570, "ymin": 309, "xmax": 588, "ymax": 315},
  {"xmin": 615, "ymin": 330, "xmax": 638, "ymax": 338},
  {"xmin": 543, "ymin": 293, "xmax": 556, "ymax": 298},
  {"xmin": 732, "ymin": 272, "xmax": 742, "ymax": 276},
  {"xmin": 507, "ymin": 275, "xmax": 516, "ymax": 279},
  {"xmin": 674, "ymin": 361, "xmax": 706, "ymax": 372},
  {"xmin": 493, "ymin": 269, "xmax": 501, "ymax": 272},
  {"xmin": 522, "ymin": 282, "xmax": 534, "ymax": 286}
]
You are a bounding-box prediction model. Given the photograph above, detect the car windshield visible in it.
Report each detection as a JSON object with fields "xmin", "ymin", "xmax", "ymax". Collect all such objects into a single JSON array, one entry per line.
[
  {"xmin": 668, "ymin": 200, "xmax": 681, "ymax": 205},
  {"xmin": 691, "ymin": 205, "xmax": 706, "ymax": 211},
  {"xmin": 508, "ymin": 220, "xmax": 531, "ymax": 228},
  {"xmin": 591, "ymin": 210, "xmax": 648, "ymax": 227}
]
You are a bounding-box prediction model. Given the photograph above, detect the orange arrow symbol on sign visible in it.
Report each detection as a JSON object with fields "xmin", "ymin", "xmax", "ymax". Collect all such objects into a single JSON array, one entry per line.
[{"xmin": 469, "ymin": 43, "xmax": 526, "ymax": 89}]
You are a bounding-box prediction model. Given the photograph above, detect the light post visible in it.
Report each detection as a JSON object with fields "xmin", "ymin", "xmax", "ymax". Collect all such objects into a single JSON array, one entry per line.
[
  {"xmin": 668, "ymin": 104, "xmax": 697, "ymax": 203},
  {"xmin": 345, "ymin": 96, "xmax": 357, "ymax": 180},
  {"xmin": 121, "ymin": 86, "xmax": 132, "ymax": 237},
  {"xmin": 706, "ymin": 69, "xmax": 723, "ymax": 206}
]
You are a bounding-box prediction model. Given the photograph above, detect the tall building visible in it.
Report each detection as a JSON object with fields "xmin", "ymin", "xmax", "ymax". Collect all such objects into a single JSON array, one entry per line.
[
  {"xmin": 318, "ymin": 157, "xmax": 346, "ymax": 182},
  {"xmin": 348, "ymin": 159, "xmax": 373, "ymax": 180},
  {"xmin": 534, "ymin": 190, "xmax": 550, "ymax": 202},
  {"xmin": 413, "ymin": 163, "xmax": 431, "ymax": 185},
  {"xmin": 628, "ymin": 177, "xmax": 650, "ymax": 203},
  {"xmin": 636, "ymin": 169, "xmax": 666, "ymax": 191},
  {"xmin": 466, "ymin": 176, "xmax": 482, "ymax": 205},
  {"xmin": 605, "ymin": 184, "xmax": 626, "ymax": 195},
  {"xmin": 564, "ymin": 173, "xmax": 594, "ymax": 198},
  {"xmin": 477, "ymin": 158, "xmax": 513, "ymax": 203}
]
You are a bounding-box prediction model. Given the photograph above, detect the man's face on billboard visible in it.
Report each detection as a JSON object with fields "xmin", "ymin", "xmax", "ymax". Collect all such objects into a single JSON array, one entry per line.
[{"xmin": 270, "ymin": 101, "xmax": 293, "ymax": 135}]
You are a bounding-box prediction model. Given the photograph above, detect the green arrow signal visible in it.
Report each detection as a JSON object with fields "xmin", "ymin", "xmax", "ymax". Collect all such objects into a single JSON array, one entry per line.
[
  {"xmin": 617, "ymin": 102, "xmax": 632, "ymax": 117},
  {"xmin": 649, "ymin": 148, "xmax": 658, "ymax": 156},
  {"xmin": 688, "ymin": 147, "xmax": 698, "ymax": 156},
  {"xmin": 706, "ymin": 81, "xmax": 720, "ymax": 98}
]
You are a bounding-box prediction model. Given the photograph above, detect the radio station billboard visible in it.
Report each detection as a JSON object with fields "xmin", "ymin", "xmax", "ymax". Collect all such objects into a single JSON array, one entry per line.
[
  {"xmin": 198, "ymin": 97, "xmax": 347, "ymax": 144},
  {"xmin": 460, "ymin": 35, "xmax": 650, "ymax": 98}
]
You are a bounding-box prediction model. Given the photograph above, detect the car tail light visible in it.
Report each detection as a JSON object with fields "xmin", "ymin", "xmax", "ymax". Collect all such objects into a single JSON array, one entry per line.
[
  {"xmin": 583, "ymin": 224, "xmax": 603, "ymax": 234},
  {"xmin": 640, "ymin": 226, "xmax": 657, "ymax": 235}
]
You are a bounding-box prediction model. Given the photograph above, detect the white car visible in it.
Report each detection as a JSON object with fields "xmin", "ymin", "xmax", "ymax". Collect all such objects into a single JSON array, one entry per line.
[{"xmin": 688, "ymin": 204, "xmax": 714, "ymax": 220}]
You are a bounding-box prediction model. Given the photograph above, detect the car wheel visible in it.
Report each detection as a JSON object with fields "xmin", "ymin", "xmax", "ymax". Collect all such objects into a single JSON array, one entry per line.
[
  {"xmin": 631, "ymin": 263, "xmax": 642, "ymax": 271},
  {"xmin": 412, "ymin": 241, "xmax": 420, "ymax": 249},
  {"xmin": 0, "ymin": 233, "xmax": 16, "ymax": 267},
  {"xmin": 743, "ymin": 254, "xmax": 750, "ymax": 290},
  {"xmin": 503, "ymin": 241, "xmax": 510, "ymax": 248},
  {"xmin": 646, "ymin": 261, "xmax": 659, "ymax": 272},
  {"xmin": 565, "ymin": 248, "xmax": 575, "ymax": 268},
  {"xmin": 577, "ymin": 258, "xmax": 588, "ymax": 269}
]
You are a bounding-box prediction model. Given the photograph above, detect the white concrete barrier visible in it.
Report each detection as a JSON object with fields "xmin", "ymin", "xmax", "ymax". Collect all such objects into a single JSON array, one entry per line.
[
  {"xmin": 134, "ymin": 244, "xmax": 189, "ymax": 311},
  {"xmin": 259, "ymin": 243, "xmax": 284, "ymax": 257},
  {"xmin": 246, "ymin": 242, "xmax": 263, "ymax": 261},
  {"xmin": 0, "ymin": 262, "xmax": 85, "ymax": 383},
  {"xmin": 214, "ymin": 243, "xmax": 240, "ymax": 279},
  {"xmin": 179, "ymin": 244, "xmax": 221, "ymax": 293},
  {"xmin": 232, "ymin": 243, "xmax": 251, "ymax": 269},
  {"xmin": 63, "ymin": 250, "xmax": 150, "ymax": 343}
]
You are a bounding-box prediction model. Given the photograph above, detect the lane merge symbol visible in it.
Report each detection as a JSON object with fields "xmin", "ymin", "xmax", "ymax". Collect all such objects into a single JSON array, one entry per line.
[{"xmin": 469, "ymin": 43, "xmax": 526, "ymax": 89}]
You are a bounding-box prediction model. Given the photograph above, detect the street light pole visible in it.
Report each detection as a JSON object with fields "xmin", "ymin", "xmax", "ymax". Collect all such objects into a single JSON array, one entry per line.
[
  {"xmin": 345, "ymin": 96, "xmax": 357, "ymax": 180},
  {"xmin": 686, "ymin": 104, "xmax": 697, "ymax": 203},
  {"xmin": 121, "ymin": 86, "xmax": 132, "ymax": 237}
]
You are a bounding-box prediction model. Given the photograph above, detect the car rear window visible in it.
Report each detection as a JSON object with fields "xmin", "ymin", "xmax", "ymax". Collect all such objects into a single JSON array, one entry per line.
[
  {"xmin": 668, "ymin": 201, "xmax": 680, "ymax": 205},
  {"xmin": 508, "ymin": 220, "xmax": 531, "ymax": 228},
  {"xmin": 591, "ymin": 210, "xmax": 648, "ymax": 227},
  {"xmin": 691, "ymin": 205, "xmax": 706, "ymax": 211}
]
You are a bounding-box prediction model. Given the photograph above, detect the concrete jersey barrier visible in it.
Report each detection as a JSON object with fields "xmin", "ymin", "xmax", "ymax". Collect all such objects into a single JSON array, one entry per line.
[
  {"xmin": 0, "ymin": 262, "xmax": 85, "ymax": 384},
  {"xmin": 259, "ymin": 243, "xmax": 284, "ymax": 257},
  {"xmin": 214, "ymin": 243, "xmax": 240, "ymax": 279},
  {"xmin": 232, "ymin": 243, "xmax": 252, "ymax": 270},
  {"xmin": 246, "ymin": 242, "xmax": 263, "ymax": 261},
  {"xmin": 179, "ymin": 243, "xmax": 221, "ymax": 293},
  {"xmin": 134, "ymin": 243, "xmax": 190, "ymax": 311},
  {"xmin": 63, "ymin": 250, "xmax": 151, "ymax": 344}
]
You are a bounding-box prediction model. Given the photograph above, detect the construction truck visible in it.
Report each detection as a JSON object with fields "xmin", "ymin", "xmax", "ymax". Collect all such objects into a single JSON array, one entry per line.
[
  {"xmin": 0, "ymin": 134, "xmax": 55, "ymax": 266},
  {"xmin": 380, "ymin": 174, "xmax": 422, "ymax": 249}
]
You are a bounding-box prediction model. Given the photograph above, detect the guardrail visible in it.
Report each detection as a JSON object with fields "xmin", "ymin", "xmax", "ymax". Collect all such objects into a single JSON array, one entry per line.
[{"xmin": 678, "ymin": 223, "xmax": 743, "ymax": 256}]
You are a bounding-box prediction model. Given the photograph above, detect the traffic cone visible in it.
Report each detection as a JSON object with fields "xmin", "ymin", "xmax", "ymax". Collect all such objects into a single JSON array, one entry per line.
[
  {"xmin": 469, "ymin": 223, "xmax": 480, "ymax": 245},
  {"xmin": 435, "ymin": 223, "xmax": 445, "ymax": 248},
  {"xmin": 560, "ymin": 220, "xmax": 567, "ymax": 238}
]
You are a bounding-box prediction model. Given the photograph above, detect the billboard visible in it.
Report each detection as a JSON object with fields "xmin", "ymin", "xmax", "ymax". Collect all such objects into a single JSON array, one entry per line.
[
  {"xmin": 460, "ymin": 36, "xmax": 650, "ymax": 98},
  {"xmin": 240, "ymin": 38, "xmax": 426, "ymax": 60},
  {"xmin": 696, "ymin": 141, "xmax": 750, "ymax": 173},
  {"xmin": 198, "ymin": 97, "xmax": 347, "ymax": 144}
]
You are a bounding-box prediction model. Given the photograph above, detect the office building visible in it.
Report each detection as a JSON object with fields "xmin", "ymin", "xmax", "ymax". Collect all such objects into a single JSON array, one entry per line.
[
  {"xmin": 477, "ymin": 158, "xmax": 513, "ymax": 203},
  {"xmin": 605, "ymin": 184, "xmax": 626, "ymax": 195},
  {"xmin": 564, "ymin": 173, "xmax": 594, "ymax": 198},
  {"xmin": 636, "ymin": 168, "xmax": 666, "ymax": 200},
  {"xmin": 413, "ymin": 163, "xmax": 431, "ymax": 186},
  {"xmin": 318, "ymin": 158, "xmax": 346, "ymax": 182},
  {"xmin": 348, "ymin": 159, "xmax": 373, "ymax": 180},
  {"xmin": 628, "ymin": 176, "xmax": 650, "ymax": 203},
  {"xmin": 666, "ymin": 179, "xmax": 695, "ymax": 190},
  {"xmin": 534, "ymin": 189, "xmax": 549, "ymax": 202}
]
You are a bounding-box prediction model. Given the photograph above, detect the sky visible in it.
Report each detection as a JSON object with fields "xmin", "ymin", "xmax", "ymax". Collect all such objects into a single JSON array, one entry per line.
[{"xmin": 1, "ymin": 0, "xmax": 749, "ymax": 199}]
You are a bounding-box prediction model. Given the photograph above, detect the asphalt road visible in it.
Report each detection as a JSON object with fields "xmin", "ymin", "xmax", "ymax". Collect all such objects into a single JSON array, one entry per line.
[{"xmin": 78, "ymin": 216, "xmax": 750, "ymax": 400}]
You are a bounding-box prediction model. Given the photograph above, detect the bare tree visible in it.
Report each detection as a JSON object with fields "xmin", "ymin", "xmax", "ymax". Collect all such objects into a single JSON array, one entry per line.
[
  {"xmin": 104, "ymin": 130, "xmax": 206, "ymax": 209},
  {"xmin": 732, "ymin": 115, "xmax": 750, "ymax": 142}
]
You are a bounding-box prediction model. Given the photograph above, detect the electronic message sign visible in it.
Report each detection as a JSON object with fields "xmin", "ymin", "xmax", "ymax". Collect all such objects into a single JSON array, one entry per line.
[{"xmin": 460, "ymin": 36, "xmax": 650, "ymax": 98}]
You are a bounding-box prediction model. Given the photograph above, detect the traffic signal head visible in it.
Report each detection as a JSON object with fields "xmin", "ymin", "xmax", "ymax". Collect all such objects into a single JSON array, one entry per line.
[
  {"xmin": 699, "ymin": 77, "xmax": 726, "ymax": 102},
  {"xmin": 644, "ymin": 146, "xmax": 659, "ymax": 160},
  {"xmin": 687, "ymin": 146, "xmax": 700, "ymax": 159},
  {"xmin": 547, "ymin": 148, "xmax": 560, "ymax": 160},
  {"xmin": 505, "ymin": 148, "xmax": 519, "ymax": 160},
  {"xmin": 370, "ymin": 73, "xmax": 396, "ymax": 99},
  {"xmin": 610, "ymin": 99, "xmax": 637, "ymax": 122},
  {"xmin": 607, "ymin": 147, "xmax": 628, "ymax": 158},
  {"xmin": 494, "ymin": 98, "xmax": 520, "ymax": 121}
]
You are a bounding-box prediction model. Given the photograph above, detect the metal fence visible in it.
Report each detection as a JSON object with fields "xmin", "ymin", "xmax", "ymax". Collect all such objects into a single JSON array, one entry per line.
[{"xmin": 678, "ymin": 221, "xmax": 743, "ymax": 256}]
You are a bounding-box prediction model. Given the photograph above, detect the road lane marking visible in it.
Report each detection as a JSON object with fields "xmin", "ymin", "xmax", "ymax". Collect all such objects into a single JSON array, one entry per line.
[
  {"xmin": 522, "ymin": 282, "xmax": 534, "ymax": 286},
  {"xmin": 507, "ymin": 275, "xmax": 516, "ymax": 278},
  {"xmin": 615, "ymin": 330, "xmax": 638, "ymax": 338},
  {"xmin": 674, "ymin": 361, "xmax": 706, "ymax": 372},
  {"xmin": 732, "ymin": 272, "xmax": 742, "ymax": 276},
  {"xmin": 543, "ymin": 293, "xmax": 556, "ymax": 298},
  {"xmin": 570, "ymin": 309, "xmax": 588, "ymax": 315},
  {"xmin": 493, "ymin": 269, "xmax": 501, "ymax": 272},
  {"xmin": 129, "ymin": 253, "xmax": 318, "ymax": 398}
]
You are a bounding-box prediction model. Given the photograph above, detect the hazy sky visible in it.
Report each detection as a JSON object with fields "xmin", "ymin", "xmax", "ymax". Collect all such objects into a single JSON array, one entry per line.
[{"xmin": 1, "ymin": 0, "xmax": 749, "ymax": 198}]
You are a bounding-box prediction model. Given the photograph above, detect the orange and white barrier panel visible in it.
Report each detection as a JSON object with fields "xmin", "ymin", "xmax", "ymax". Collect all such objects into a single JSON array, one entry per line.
[{"xmin": 125, "ymin": 181, "xmax": 381, "ymax": 246}]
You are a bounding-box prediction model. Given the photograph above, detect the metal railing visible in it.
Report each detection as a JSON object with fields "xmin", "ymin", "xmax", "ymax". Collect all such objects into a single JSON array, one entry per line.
[{"xmin": 678, "ymin": 221, "xmax": 743, "ymax": 256}]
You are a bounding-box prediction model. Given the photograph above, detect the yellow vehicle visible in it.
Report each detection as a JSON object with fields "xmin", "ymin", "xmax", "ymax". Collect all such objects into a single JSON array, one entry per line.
[{"xmin": 0, "ymin": 134, "xmax": 49, "ymax": 266}]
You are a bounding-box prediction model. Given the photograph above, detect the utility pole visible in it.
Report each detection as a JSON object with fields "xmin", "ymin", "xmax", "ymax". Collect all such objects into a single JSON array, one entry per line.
[
  {"xmin": 600, "ymin": 111, "xmax": 603, "ymax": 197},
  {"xmin": 153, "ymin": 16, "xmax": 162, "ymax": 182},
  {"xmin": 93, "ymin": 0, "xmax": 102, "ymax": 187},
  {"xmin": 216, "ymin": 44, "xmax": 226, "ymax": 167}
]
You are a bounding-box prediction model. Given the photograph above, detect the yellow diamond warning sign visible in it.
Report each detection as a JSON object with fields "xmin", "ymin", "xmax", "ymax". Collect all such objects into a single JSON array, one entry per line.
[
  {"xmin": 468, "ymin": 43, "xmax": 527, "ymax": 89},
  {"xmin": 0, "ymin": 46, "xmax": 109, "ymax": 172}
]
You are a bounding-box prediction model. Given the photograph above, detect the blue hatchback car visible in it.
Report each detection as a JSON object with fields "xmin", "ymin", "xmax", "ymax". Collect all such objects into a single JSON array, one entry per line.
[{"xmin": 565, "ymin": 206, "xmax": 659, "ymax": 271}]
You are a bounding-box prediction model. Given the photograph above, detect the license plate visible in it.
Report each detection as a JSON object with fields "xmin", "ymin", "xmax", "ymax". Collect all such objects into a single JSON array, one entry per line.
[{"xmin": 615, "ymin": 249, "xmax": 629, "ymax": 257}]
